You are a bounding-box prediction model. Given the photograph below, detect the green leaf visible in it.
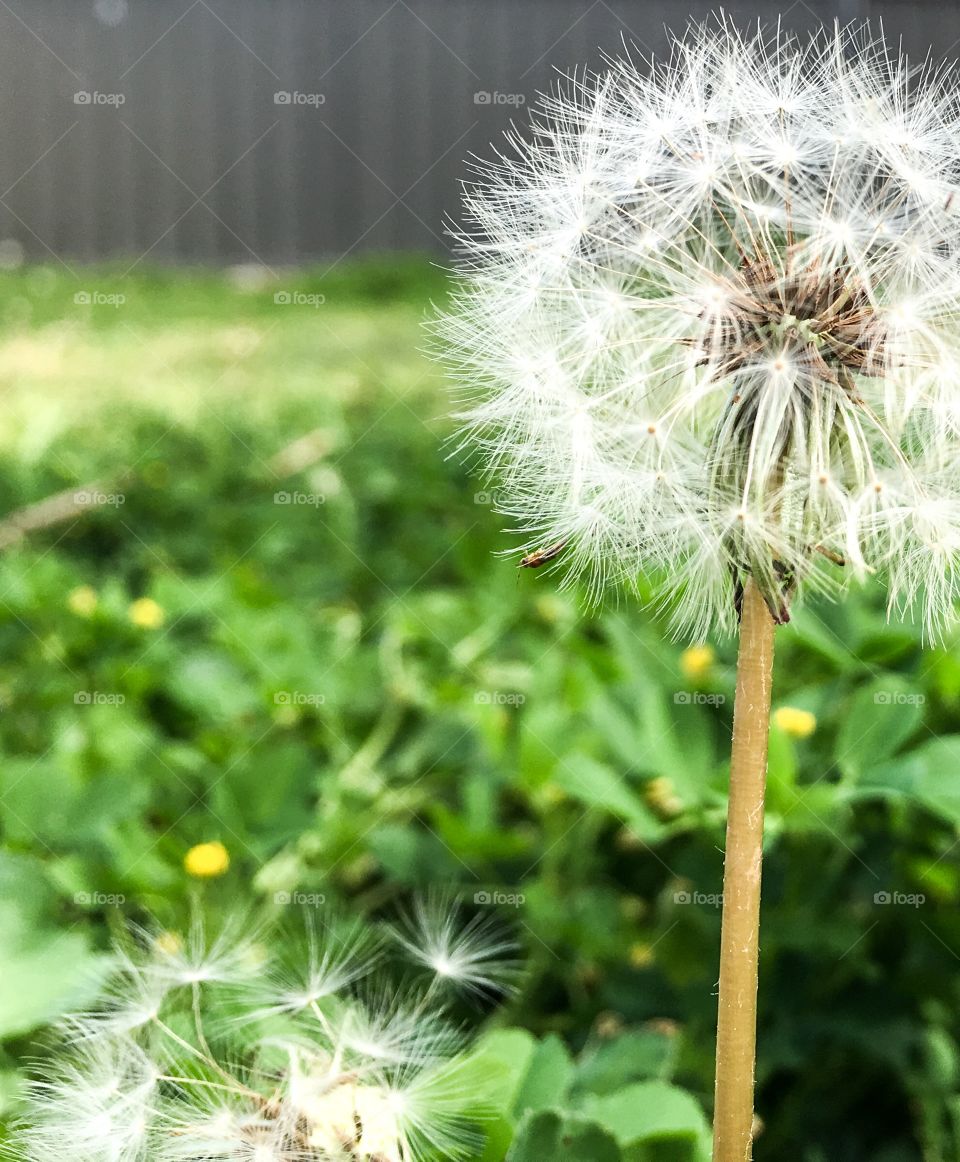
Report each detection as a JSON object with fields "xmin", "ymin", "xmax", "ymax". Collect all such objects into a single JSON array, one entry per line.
[
  {"xmin": 0, "ymin": 756, "xmax": 149, "ymax": 847},
  {"xmin": 858, "ymin": 736, "xmax": 960, "ymax": 826},
  {"xmin": 506, "ymin": 1110, "xmax": 621, "ymax": 1162},
  {"xmin": 582, "ymin": 1081, "xmax": 710, "ymax": 1147},
  {"xmin": 574, "ymin": 1030, "xmax": 675, "ymax": 1095},
  {"xmin": 475, "ymin": 1113, "xmax": 516, "ymax": 1162},
  {"xmin": 595, "ymin": 619, "xmax": 717, "ymax": 798},
  {"xmin": 168, "ymin": 650, "xmax": 259, "ymax": 722},
  {"xmin": 553, "ymin": 754, "xmax": 664, "ymax": 841},
  {"xmin": 783, "ymin": 609, "xmax": 861, "ymax": 671},
  {"xmin": 837, "ymin": 677, "xmax": 924, "ymax": 779},
  {"xmin": 0, "ymin": 853, "xmax": 110, "ymax": 1039},
  {"xmin": 460, "ymin": 1028, "xmax": 538, "ymax": 1115},
  {"xmin": 0, "ymin": 915, "xmax": 107, "ymax": 1039},
  {"xmin": 513, "ymin": 1034, "xmax": 575, "ymax": 1116}
]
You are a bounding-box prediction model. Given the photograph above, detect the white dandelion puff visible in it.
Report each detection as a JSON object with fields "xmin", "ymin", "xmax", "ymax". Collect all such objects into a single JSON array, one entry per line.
[
  {"xmin": 13, "ymin": 901, "xmax": 517, "ymax": 1162},
  {"xmin": 287, "ymin": 1048, "xmax": 484, "ymax": 1162},
  {"xmin": 17, "ymin": 1039, "xmax": 158, "ymax": 1162},
  {"xmin": 153, "ymin": 1089, "xmax": 315, "ymax": 1161},
  {"xmin": 433, "ymin": 17, "xmax": 960, "ymax": 637}
]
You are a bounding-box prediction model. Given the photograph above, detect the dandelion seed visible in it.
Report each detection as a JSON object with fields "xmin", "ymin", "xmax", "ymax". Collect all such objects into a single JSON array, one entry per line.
[
  {"xmin": 17, "ymin": 1039, "xmax": 158, "ymax": 1162},
  {"xmin": 325, "ymin": 989, "xmax": 458, "ymax": 1071},
  {"xmin": 390, "ymin": 894, "xmax": 519, "ymax": 1000},
  {"xmin": 147, "ymin": 913, "xmax": 263, "ymax": 989},
  {"xmin": 247, "ymin": 916, "xmax": 382, "ymax": 1021}
]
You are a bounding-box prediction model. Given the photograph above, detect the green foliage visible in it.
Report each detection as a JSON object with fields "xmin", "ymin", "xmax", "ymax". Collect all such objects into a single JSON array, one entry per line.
[
  {"xmin": 469, "ymin": 1028, "xmax": 709, "ymax": 1161},
  {"xmin": 0, "ymin": 261, "xmax": 958, "ymax": 1158}
]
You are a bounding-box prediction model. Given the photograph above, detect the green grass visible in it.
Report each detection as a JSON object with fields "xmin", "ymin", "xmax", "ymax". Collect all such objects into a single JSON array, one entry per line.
[
  {"xmin": 0, "ymin": 256, "xmax": 448, "ymax": 455},
  {"xmin": 1, "ymin": 258, "xmax": 960, "ymax": 1160}
]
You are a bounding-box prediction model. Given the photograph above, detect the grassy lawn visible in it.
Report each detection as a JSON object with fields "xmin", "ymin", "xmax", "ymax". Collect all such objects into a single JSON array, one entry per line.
[
  {"xmin": 0, "ymin": 258, "xmax": 447, "ymax": 450},
  {"xmin": 0, "ymin": 259, "xmax": 959, "ymax": 1159}
]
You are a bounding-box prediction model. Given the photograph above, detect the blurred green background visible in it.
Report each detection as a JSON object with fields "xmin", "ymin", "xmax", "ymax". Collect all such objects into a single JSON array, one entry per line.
[{"xmin": 2, "ymin": 259, "xmax": 960, "ymax": 1161}]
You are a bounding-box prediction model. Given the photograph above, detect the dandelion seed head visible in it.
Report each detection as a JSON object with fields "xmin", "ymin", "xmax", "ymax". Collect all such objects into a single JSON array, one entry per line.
[
  {"xmin": 435, "ymin": 18, "xmax": 960, "ymax": 636},
  {"xmin": 15, "ymin": 902, "xmax": 509, "ymax": 1161}
]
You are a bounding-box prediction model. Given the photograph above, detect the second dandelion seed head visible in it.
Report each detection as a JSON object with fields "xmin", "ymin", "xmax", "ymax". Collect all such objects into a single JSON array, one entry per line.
[{"xmin": 15, "ymin": 899, "xmax": 518, "ymax": 1162}]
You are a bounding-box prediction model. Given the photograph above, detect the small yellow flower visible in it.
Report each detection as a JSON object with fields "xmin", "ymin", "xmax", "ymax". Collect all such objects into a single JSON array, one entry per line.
[
  {"xmin": 680, "ymin": 644, "xmax": 715, "ymax": 680},
  {"xmin": 184, "ymin": 841, "xmax": 230, "ymax": 879},
  {"xmin": 129, "ymin": 597, "xmax": 165, "ymax": 629},
  {"xmin": 629, "ymin": 942, "xmax": 655, "ymax": 969},
  {"xmin": 773, "ymin": 706, "xmax": 817, "ymax": 739},
  {"xmin": 68, "ymin": 585, "xmax": 98, "ymax": 617}
]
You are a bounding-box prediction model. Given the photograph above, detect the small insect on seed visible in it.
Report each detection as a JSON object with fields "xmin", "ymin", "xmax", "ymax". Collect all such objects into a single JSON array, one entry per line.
[{"xmin": 519, "ymin": 539, "xmax": 568, "ymax": 568}]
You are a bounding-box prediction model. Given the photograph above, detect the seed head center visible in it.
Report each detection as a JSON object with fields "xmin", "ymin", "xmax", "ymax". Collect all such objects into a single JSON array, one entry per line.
[{"xmin": 698, "ymin": 246, "xmax": 886, "ymax": 384}]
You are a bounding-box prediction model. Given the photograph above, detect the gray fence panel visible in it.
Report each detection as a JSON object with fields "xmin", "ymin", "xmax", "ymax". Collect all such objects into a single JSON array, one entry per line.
[{"xmin": 4, "ymin": 0, "xmax": 954, "ymax": 265}]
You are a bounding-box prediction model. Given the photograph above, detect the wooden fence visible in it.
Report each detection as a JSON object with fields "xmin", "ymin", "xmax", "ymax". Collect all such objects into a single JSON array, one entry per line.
[{"xmin": 0, "ymin": 0, "xmax": 949, "ymax": 264}]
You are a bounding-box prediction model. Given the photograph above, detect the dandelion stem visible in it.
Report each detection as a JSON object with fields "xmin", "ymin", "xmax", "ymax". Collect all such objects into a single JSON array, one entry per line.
[{"xmin": 712, "ymin": 577, "xmax": 775, "ymax": 1162}]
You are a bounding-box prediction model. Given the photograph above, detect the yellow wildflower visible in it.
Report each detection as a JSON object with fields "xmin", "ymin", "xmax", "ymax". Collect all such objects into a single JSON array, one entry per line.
[
  {"xmin": 680, "ymin": 644, "xmax": 715, "ymax": 680},
  {"xmin": 184, "ymin": 841, "xmax": 230, "ymax": 879},
  {"xmin": 129, "ymin": 597, "xmax": 165, "ymax": 629},
  {"xmin": 773, "ymin": 706, "xmax": 817, "ymax": 739}
]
